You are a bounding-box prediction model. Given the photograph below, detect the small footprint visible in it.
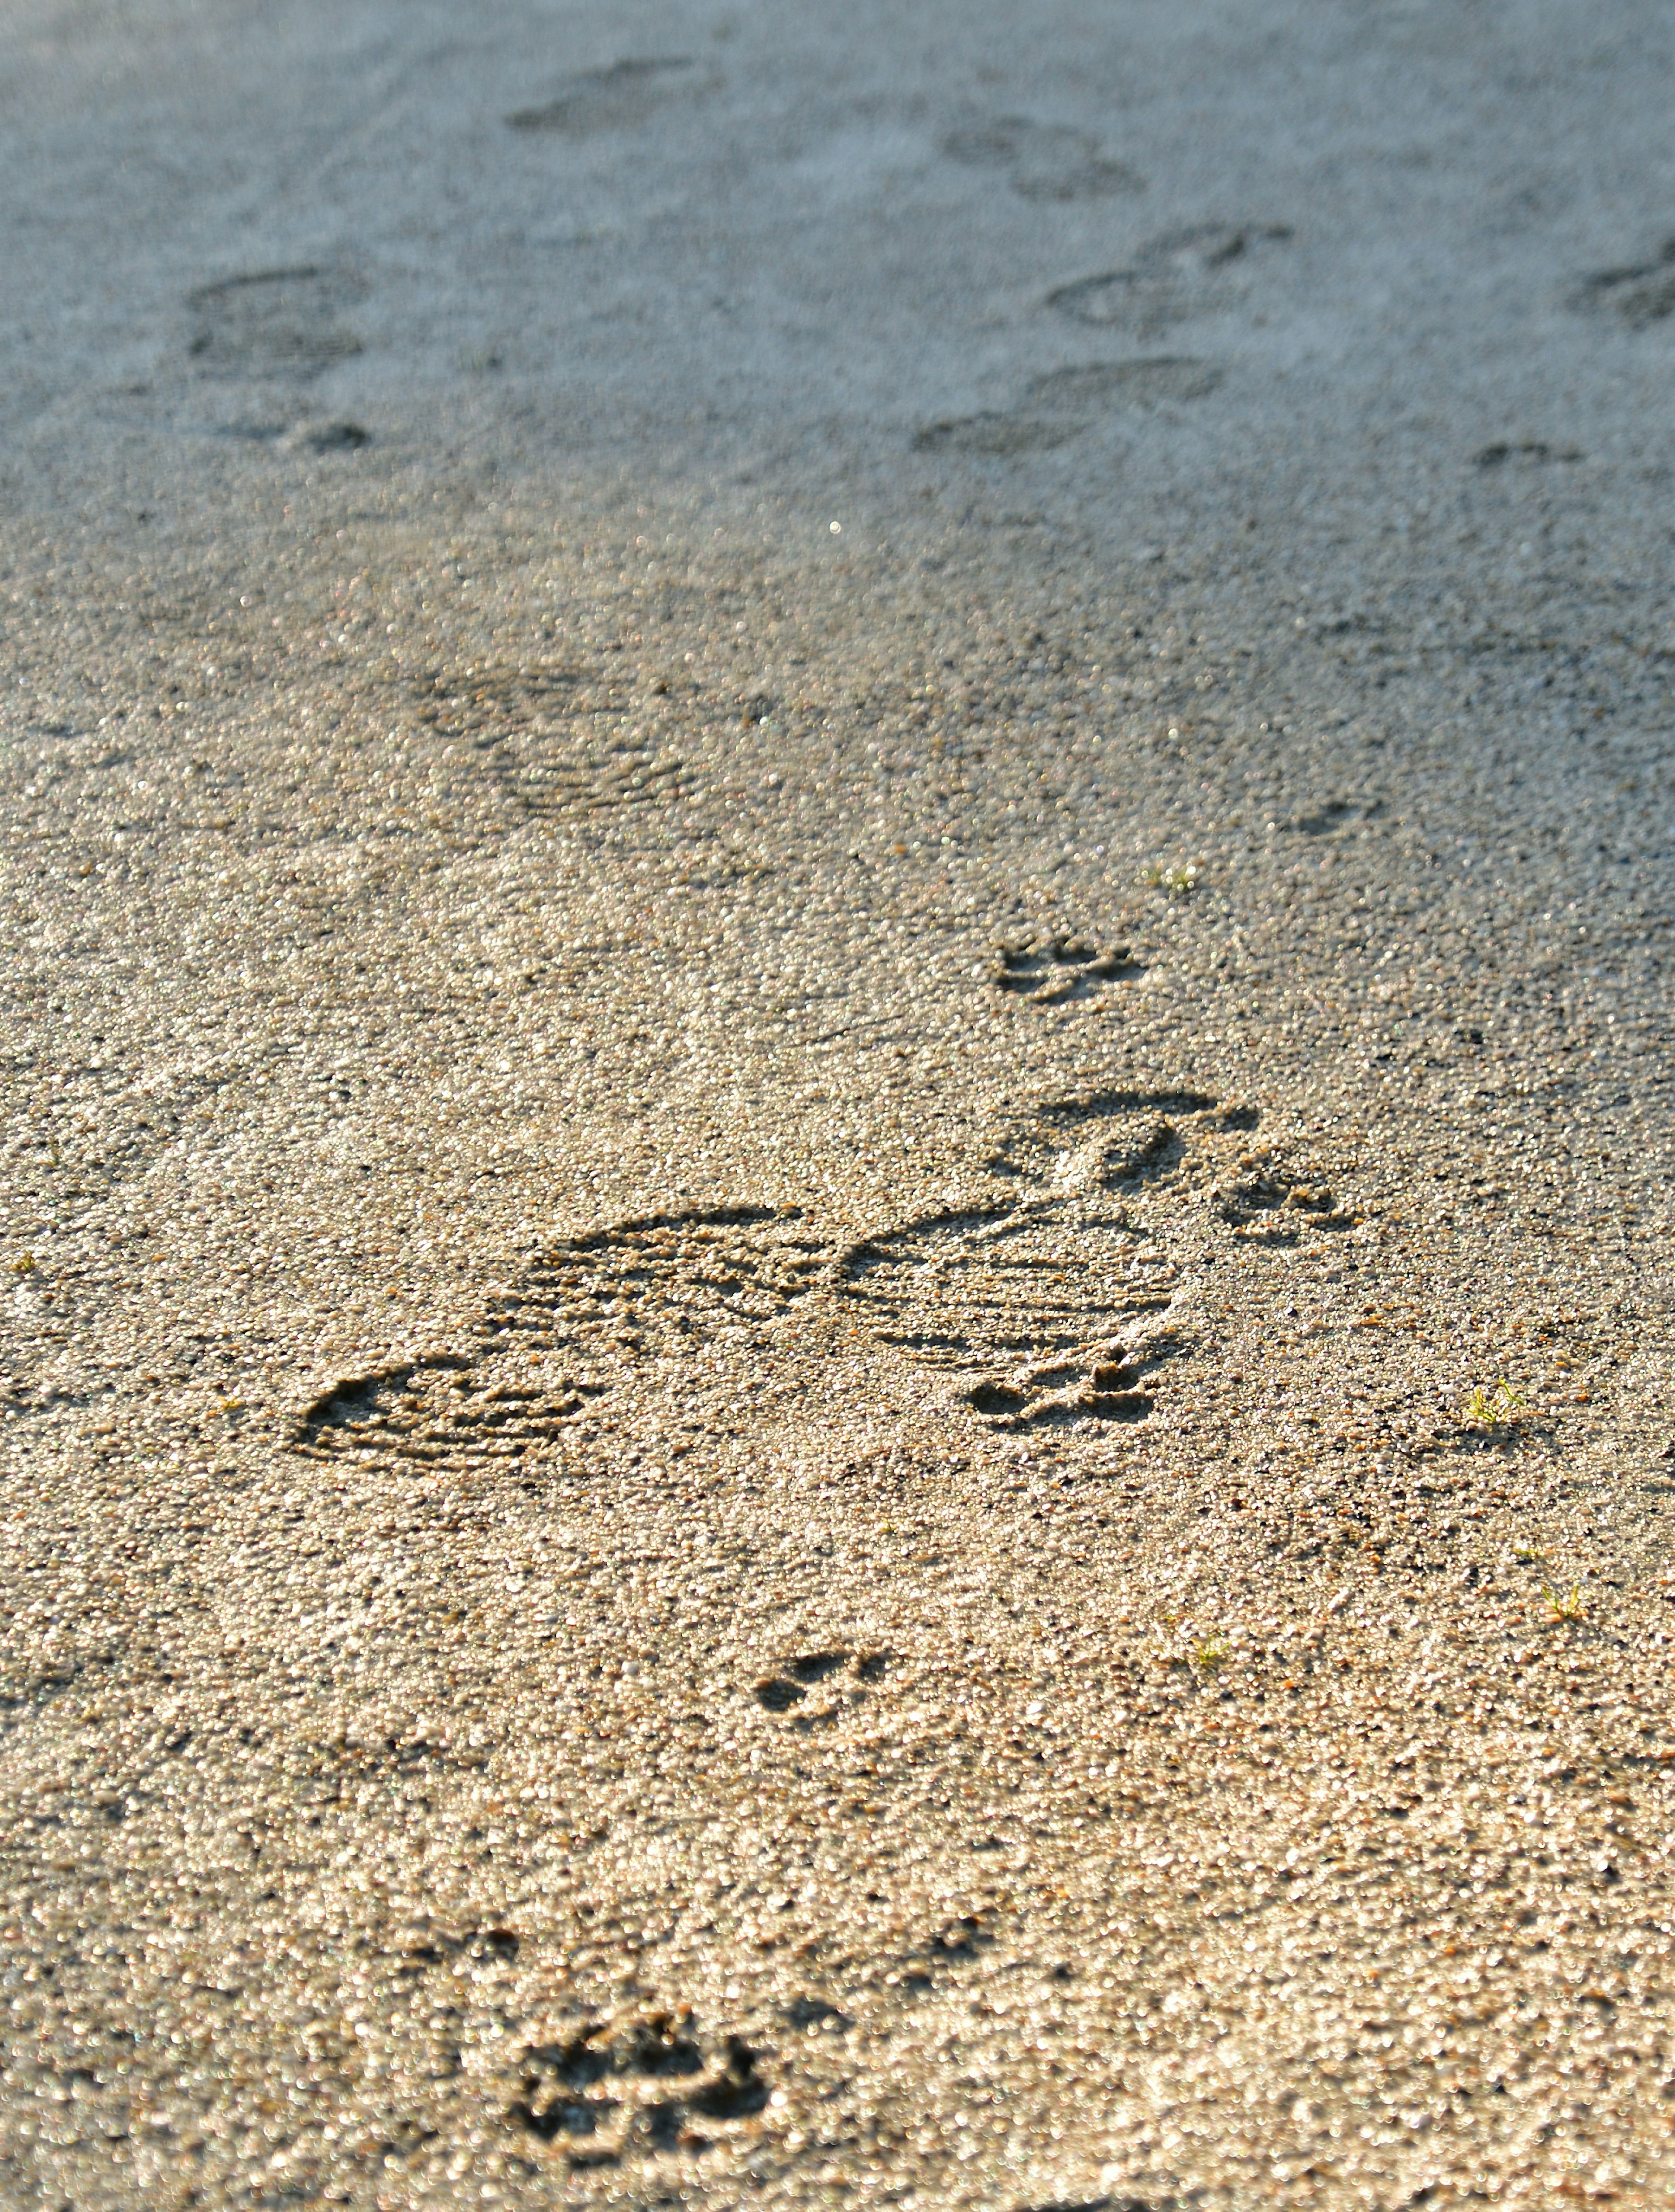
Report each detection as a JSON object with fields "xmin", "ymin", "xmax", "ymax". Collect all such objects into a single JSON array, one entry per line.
[
  {"xmin": 752, "ymin": 1649, "xmax": 882, "ymax": 1727},
  {"xmin": 1569, "ymin": 239, "xmax": 1675, "ymax": 329},
  {"xmin": 1213, "ymin": 1162, "xmax": 1356, "ymax": 1244},
  {"xmin": 186, "ymin": 267, "xmax": 366, "ymax": 378},
  {"xmin": 941, "ymin": 114, "xmax": 1144, "ymax": 203},
  {"xmin": 511, "ymin": 2011, "xmax": 766, "ymax": 2164},
  {"xmin": 990, "ymin": 936, "xmax": 1145, "ymax": 1004},
  {"xmin": 1048, "ymin": 222, "xmax": 1292, "ymax": 333},
  {"xmin": 507, "ymin": 57, "xmax": 705, "ymax": 136}
]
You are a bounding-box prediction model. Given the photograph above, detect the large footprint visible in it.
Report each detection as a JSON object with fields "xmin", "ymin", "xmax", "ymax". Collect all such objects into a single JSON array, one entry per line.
[
  {"xmin": 294, "ymin": 1207, "xmax": 825, "ymax": 1471},
  {"xmin": 1047, "ymin": 222, "xmax": 1292, "ymax": 334},
  {"xmin": 293, "ymin": 1092, "xmax": 1351, "ymax": 1463},
  {"xmin": 835, "ymin": 1087, "xmax": 1234, "ymax": 1428}
]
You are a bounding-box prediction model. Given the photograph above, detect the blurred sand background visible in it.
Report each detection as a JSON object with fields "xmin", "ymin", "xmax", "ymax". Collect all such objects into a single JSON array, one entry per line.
[{"xmin": 4, "ymin": 3, "xmax": 1675, "ymax": 2206}]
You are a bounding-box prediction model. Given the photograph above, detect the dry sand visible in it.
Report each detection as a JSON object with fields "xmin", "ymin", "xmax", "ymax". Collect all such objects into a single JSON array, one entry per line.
[{"xmin": 4, "ymin": 2, "xmax": 1675, "ymax": 2206}]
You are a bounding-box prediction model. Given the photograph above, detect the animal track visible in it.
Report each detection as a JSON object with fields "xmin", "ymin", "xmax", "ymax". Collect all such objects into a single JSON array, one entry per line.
[
  {"xmin": 186, "ymin": 267, "xmax": 366, "ymax": 378},
  {"xmin": 412, "ymin": 661, "xmax": 697, "ymax": 822},
  {"xmin": 752, "ymin": 1649, "xmax": 886, "ymax": 1726},
  {"xmin": 941, "ymin": 115, "xmax": 1144, "ymax": 202},
  {"xmin": 294, "ymin": 1207, "xmax": 823, "ymax": 1471},
  {"xmin": 507, "ymin": 57, "xmax": 704, "ymax": 137},
  {"xmin": 1213, "ymin": 1162, "xmax": 1356, "ymax": 1244},
  {"xmin": 1569, "ymin": 239, "xmax": 1675, "ymax": 329},
  {"xmin": 990, "ymin": 936, "xmax": 1145, "ymax": 1003},
  {"xmin": 1048, "ymin": 222, "xmax": 1292, "ymax": 333},
  {"xmin": 914, "ymin": 356, "xmax": 1224, "ymax": 457},
  {"xmin": 510, "ymin": 2011, "xmax": 767, "ymax": 2165}
]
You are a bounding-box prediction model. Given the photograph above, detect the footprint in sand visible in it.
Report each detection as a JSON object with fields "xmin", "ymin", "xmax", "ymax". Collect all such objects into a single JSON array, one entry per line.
[
  {"xmin": 410, "ymin": 661, "xmax": 694, "ymax": 824},
  {"xmin": 186, "ymin": 267, "xmax": 367, "ymax": 378},
  {"xmin": 293, "ymin": 1093, "xmax": 1353, "ymax": 1467},
  {"xmin": 294, "ymin": 1207, "xmax": 825, "ymax": 1473},
  {"xmin": 1047, "ymin": 222, "xmax": 1292, "ymax": 334},
  {"xmin": 509, "ymin": 2009, "xmax": 768, "ymax": 2162},
  {"xmin": 913, "ymin": 356, "xmax": 1225, "ymax": 457},
  {"xmin": 912, "ymin": 414, "xmax": 1086, "ymax": 457},
  {"xmin": 941, "ymin": 114, "xmax": 1144, "ymax": 203},
  {"xmin": 1567, "ymin": 239, "xmax": 1675, "ymax": 329},
  {"xmin": 506, "ymin": 57, "xmax": 708, "ymax": 137},
  {"xmin": 834, "ymin": 1089, "xmax": 1257, "ymax": 1430},
  {"xmin": 989, "ymin": 935, "xmax": 1145, "ymax": 1004}
]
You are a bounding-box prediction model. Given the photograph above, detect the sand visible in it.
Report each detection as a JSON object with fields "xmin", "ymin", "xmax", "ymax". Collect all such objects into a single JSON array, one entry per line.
[{"xmin": 3, "ymin": 2, "xmax": 1675, "ymax": 2205}]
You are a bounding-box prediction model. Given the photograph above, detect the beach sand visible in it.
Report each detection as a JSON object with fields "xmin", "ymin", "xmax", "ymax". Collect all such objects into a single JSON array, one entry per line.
[{"xmin": 3, "ymin": 3, "xmax": 1675, "ymax": 2205}]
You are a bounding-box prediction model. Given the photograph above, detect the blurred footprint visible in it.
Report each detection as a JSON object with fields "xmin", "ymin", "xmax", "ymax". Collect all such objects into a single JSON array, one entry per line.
[
  {"xmin": 1025, "ymin": 359, "xmax": 1225, "ymax": 409},
  {"xmin": 912, "ymin": 413, "xmax": 1085, "ymax": 456},
  {"xmin": 1569, "ymin": 238, "xmax": 1675, "ymax": 329},
  {"xmin": 913, "ymin": 357, "xmax": 1224, "ymax": 456},
  {"xmin": 942, "ymin": 114, "xmax": 1144, "ymax": 202},
  {"xmin": 186, "ymin": 267, "xmax": 366, "ymax": 379},
  {"xmin": 507, "ymin": 57, "xmax": 706, "ymax": 136},
  {"xmin": 1048, "ymin": 222, "xmax": 1292, "ymax": 333}
]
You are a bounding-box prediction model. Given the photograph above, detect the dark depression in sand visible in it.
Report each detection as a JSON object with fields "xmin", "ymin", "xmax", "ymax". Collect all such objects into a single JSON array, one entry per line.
[{"xmin": 3, "ymin": 3, "xmax": 1675, "ymax": 2207}]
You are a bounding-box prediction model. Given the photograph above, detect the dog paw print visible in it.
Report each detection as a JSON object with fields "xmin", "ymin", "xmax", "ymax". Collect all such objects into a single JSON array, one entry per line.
[
  {"xmin": 961, "ymin": 1312, "xmax": 1185, "ymax": 1429},
  {"xmin": 892, "ymin": 1913, "xmax": 996, "ymax": 1995},
  {"xmin": 1214, "ymin": 1161, "xmax": 1356, "ymax": 1243},
  {"xmin": 752, "ymin": 1650, "xmax": 886, "ymax": 1727},
  {"xmin": 989, "ymin": 936, "xmax": 1144, "ymax": 1004},
  {"xmin": 510, "ymin": 2013, "xmax": 768, "ymax": 2164}
]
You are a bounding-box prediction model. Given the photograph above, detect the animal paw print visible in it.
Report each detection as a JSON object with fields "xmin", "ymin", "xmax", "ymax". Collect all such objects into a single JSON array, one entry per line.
[
  {"xmin": 753, "ymin": 1649, "xmax": 886, "ymax": 1727},
  {"xmin": 510, "ymin": 2012, "xmax": 767, "ymax": 2165},
  {"xmin": 958, "ymin": 1280, "xmax": 1195, "ymax": 1429},
  {"xmin": 1213, "ymin": 1159, "xmax": 1356, "ymax": 1243},
  {"xmin": 990, "ymin": 936, "xmax": 1144, "ymax": 1004}
]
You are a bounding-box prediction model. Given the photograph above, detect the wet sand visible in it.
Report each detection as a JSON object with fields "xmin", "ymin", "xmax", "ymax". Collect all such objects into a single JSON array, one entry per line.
[{"xmin": 4, "ymin": 3, "xmax": 1675, "ymax": 2205}]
